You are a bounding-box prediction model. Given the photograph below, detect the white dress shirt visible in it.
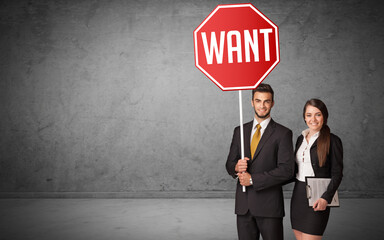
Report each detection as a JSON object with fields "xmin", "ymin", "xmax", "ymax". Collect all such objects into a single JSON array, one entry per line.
[
  {"xmin": 250, "ymin": 117, "xmax": 271, "ymax": 145},
  {"xmin": 295, "ymin": 129, "xmax": 319, "ymax": 182}
]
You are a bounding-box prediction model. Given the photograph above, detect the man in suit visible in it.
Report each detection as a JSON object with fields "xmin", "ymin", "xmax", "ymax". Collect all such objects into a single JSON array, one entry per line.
[{"xmin": 226, "ymin": 83, "xmax": 295, "ymax": 240}]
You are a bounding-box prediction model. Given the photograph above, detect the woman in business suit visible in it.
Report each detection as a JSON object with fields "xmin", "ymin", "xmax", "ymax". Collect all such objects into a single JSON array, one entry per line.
[{"xmin": 290, "ymin": 99, "xmax": 343, "ymax": 240}]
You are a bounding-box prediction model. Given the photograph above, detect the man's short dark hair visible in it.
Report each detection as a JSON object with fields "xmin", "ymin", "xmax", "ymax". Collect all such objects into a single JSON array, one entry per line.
[{"xmin": 252, "ymin": 83, "xmax": 274, "ymax": 101}]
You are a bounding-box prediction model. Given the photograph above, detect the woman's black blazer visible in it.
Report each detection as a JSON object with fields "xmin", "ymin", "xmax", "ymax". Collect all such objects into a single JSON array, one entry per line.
[{"xmin": 294, "ymin": 133, "xmax": 343, "ymax": 203}]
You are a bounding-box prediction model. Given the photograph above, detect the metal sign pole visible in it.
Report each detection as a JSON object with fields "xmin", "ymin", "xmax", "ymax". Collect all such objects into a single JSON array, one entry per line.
[{"xmin": 239, "ymin": 90, "xmax": 246, "ymax": 192}]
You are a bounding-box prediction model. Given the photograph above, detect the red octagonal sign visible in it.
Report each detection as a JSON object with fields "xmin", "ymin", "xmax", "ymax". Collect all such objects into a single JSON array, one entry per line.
[{"xmin": 194, "ymin": 4, "xmax": 280, "ymax": 91}]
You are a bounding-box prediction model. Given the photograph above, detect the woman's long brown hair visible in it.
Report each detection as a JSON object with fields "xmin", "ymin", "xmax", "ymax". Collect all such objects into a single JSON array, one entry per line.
[{"xmin": 303, "ymin": 99, "xmax": 330, "ymax": 167}]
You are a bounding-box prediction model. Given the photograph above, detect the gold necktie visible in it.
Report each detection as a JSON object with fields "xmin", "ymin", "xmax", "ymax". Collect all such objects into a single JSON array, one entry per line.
[{"xmin": 251, "ymin": 124, "xmax": 261, "ymax": 159}]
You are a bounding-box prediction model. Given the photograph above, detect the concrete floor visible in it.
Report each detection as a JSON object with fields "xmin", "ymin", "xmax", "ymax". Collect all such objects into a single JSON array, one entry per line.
[{"xmin": 0, "ymin": 198, "xmax": 383, "ymax": 240}]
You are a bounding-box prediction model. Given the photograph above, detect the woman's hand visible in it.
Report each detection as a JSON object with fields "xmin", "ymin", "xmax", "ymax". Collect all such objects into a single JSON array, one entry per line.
[{"xmin": 313, "ymin": 198, "xmax": 328, "ymax": 211}]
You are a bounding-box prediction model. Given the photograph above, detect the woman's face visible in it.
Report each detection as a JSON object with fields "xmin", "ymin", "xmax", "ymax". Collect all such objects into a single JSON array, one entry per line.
[{"xmin": 305, "ymin": 105, "xmax": 324, "ymax": 132}]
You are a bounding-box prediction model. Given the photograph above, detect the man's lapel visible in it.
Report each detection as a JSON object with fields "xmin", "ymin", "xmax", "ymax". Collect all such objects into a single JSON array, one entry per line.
[
  {"xmin": 252, "ymin": 119, "xmax": 276, "ymax": 161},
  {"xmin": 244, "ymin": 121, "xmax": 252, "ymax": 159}
]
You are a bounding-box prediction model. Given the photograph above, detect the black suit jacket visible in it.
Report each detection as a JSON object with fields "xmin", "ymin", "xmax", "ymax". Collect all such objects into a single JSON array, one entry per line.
[
  {"xmin": 226, "ymin": 119, "xmax": 295, "ymax": 217},
  {"xmin": 294, "ymin": 133, "xmax": 343, "ymax": 203}
]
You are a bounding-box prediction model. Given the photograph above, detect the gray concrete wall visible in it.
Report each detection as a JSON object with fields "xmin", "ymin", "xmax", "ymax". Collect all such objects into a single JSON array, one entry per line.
[{"xmin": 1, "ymin": 0, "xmax": 383, "ymax": 196}]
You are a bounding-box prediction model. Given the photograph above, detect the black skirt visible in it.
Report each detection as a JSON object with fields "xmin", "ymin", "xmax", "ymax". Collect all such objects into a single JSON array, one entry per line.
[{"xmin": 290, "ymin": 180, "xmax": 330, "ymax": 236}]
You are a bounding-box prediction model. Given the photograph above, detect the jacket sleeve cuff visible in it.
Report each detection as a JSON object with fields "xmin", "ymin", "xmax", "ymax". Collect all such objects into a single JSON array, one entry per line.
[{"xmin": 321, "ymin": 192, "xmax": 333, "ymax": 204}]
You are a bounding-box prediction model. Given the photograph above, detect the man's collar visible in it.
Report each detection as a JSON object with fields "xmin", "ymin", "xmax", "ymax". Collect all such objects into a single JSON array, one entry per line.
[{"xmin": 253, "ymin": 116, "xmax": 272, "ymax": 130}]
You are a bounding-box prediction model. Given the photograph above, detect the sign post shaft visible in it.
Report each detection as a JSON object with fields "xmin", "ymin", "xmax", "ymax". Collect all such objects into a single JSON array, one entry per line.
[{"xmin": 239, "ymin": 90, "xmax": 246, "ymax": 193}]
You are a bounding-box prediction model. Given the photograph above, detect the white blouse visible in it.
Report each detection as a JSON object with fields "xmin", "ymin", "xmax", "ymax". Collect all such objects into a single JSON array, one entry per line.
[{"xmin": 295, "ymin": 129, "xmax": 319, "ymax": 182}]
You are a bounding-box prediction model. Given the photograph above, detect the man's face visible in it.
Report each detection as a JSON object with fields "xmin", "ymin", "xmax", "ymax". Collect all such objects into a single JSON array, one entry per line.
[{"xmin": 251, "ymin": 92, "xmax": 274, "ymax": 119}]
